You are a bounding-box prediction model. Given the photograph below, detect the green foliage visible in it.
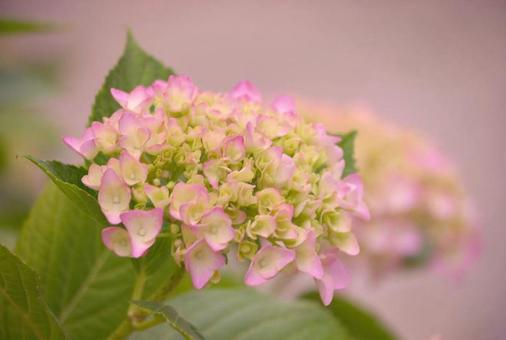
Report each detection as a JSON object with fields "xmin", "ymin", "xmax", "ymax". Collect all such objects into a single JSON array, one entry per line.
[
  {"xmin": 89, "ymin": 32, "xmax": 174, "ymax": 125},
  {"xmin": 303, "ymin": 292, "xmax": 397, "ymax": 340},
  {"xmin": 0, "ymin": 244, "xmax": 65, "ymax": 340},
  {"xmin": 17, "ymin": 31, "xmax": 390, "ymax": 340},
  {"xmin": 25, "ymin": 156, "xmax": 106, "ymax": 224},
  {"xmin": 132, "ymin": 237, "xmax": 181, "ymax": 301},
  {"xmin": 16, "ymin": 183, "xmax": 136, "ymax": 340},
  {"xmin": 0, "ymin": 18, "xmax": 58, "ymax": 35},
  {"xmin": 134, "ymin": 301, "xmax": 204, "ymax": 340},
  {"xmin": 132, "ymin": 288, "xmax": 351, "ymax": 340},
  {"xmin": 338, "ymin": 130, "xmax": 358, "ymax": 177}
]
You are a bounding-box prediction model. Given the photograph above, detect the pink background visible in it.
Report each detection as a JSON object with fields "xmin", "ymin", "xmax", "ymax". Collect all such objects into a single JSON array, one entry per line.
[{"xmin": 1, "ymin": 1, "xmax": 505, "ymax": 339}]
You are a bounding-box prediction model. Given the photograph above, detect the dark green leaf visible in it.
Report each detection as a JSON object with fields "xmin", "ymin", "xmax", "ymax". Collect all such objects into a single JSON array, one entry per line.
[
  {"xmin": 133, "ymin": 237, "xmax": 181, "ymax": 301},
  {"xmin": 338, "ymin": 130, "xmax": 358, "ymax": 178},
  {"xmin": 303, "ymin": 292, "xmax": 397, "ymax": 340},
  {"xmin": 0, "ymin": 244, "xmax": 65, "ymax": 340},
  {"xmin": 25, "ymin": 156, "xmax": 106, "ymax": 224},
  {"xmin": 131, "ymin": 288, "xmax": 351, "ymax": 340},
  {"xmin": 89, "ymin": 32, "xmax": 174, "ymax": 124},
  {"xmin": 16, "ymin": 183, "xmax": 136, "ymax": 339},
  {"xmin": 134, "ymin": 301, "xmax": 204, "ymax": 340}
]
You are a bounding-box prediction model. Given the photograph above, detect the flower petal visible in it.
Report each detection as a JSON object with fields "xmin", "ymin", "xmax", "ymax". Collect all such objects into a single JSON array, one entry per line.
[
  {"xmin": 295, "ymin": 231, "xmax": 324, "ymax": 279},
  {"xmin": 98, "ymin": 169, "xmax": 131, "ymax": 224},
  {"xmin": 244, "ymin": 243, "xmax": 295, "ymax": 286},
  {"xmin": 229, "ymin": 80, "xmax": 261, "ymax": 103},
  {"xmin": 119, "ymin": 151, "xmax": 148, "ymax": 186},
  {"xmin": 101, "ymin": 226, "xmax": 131, "ymax": 257},
  {"xmin": 315, "ymin": 250, "xmax": 350, "ymax": 306},
  {"xmin": 120, "ymin": 208, "xmax": 163, "ymax": 258},
  {"xmin": 144, "ymin": 184, "xmax": 170, "ymax": 208},
  {"xmin": 169, "ymin": 183, "xmax": 208, "ymax": 220},
  {"xmin": 184, "ymin": 239, "xmax": 225, "ymax": 289},
  {"xmin": 198, "ymin": 207, "xmax": 234, "ymax": 251}
]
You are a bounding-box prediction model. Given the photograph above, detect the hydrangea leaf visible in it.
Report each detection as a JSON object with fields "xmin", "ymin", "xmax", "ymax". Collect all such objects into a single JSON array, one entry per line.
[
  {"xmin": 89, "ymin": 31, "xmax": 175, "ymax": 125},
  {"xmin": 16, "ymin": 183, "xmax": 136, "ymax": 339},
  {"xmin": 25, "ymin": 156, "xmax": 106, "ymax": 224},
  {"xmin": 338, "ymin": 130, "xmax": 358, "ymax": 178},
  {"xmin": 133, "ymin": 300, "xmax": 204, "ymax": 340},
  {"xmin": 132, "ymin": 237, "xmax": 181, "ymax": 301},
  {"xmin": 131, "ymin": 288, "xmax": 350, "ymax": 340},
  {"xmin": 0, "ymin": 244, "xmax": 65, "ymax": 340},
  {"xmin": 303, "ymin": 292, "xmax": 398, "ymax": 340}
]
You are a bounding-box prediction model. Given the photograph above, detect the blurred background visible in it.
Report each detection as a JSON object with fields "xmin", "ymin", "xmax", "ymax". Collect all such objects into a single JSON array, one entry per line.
[{"xmin": 0, "ymin": 1, "xmax": 504, "ymax": 339}]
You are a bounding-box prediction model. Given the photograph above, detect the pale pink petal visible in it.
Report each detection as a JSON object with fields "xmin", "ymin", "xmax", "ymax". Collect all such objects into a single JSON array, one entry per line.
[
  {"xmin": 244, "ymin": 243, "xmax": 295, "ymax": 286},
  {"xmin": 81, "ymin": 164, "xmax": 106, "ymax": 190},
  {"xmin": 98, "ymin": 169, "xmax": 131, "ymax": 224},
  {"xmin": 184, "ymin": 239, "xmax": 225, "ymax": 289},
  {"xmin": 197, "ymin": 207, "xmax": 234, "ymax": 251},
  {"xmin": 315, "ymin": 250, "xmax": 350, "ymax": 306},
  {"xmin": 120, "ymin": 208, "xmax": 163, "ymax": 258},
  {"xmin": 63, "ymin": 128, "xmax": 97, "ymax": 160},
  {"xmin": 110, "ymin": 88, "xmax": 129, "ymax": 108},
  {"xmin": 169, "ymin": 183, "xmax": 209, "ymax": 220},
  {"xmin": 337, "ymin": 174, "xmax": 370, "ymax": 220},
  {"xmin": 223, "ymin": 136, "xmax": 245, "ymax": 162},
  {"xmin": 272, "ymin": 95, "xmax": 295, "ymax": 114},
  {"xmin": 295, "ymin": 231, "xmax": 324, "ymax": 279},
  {"xmin": 119, "ymin": 151, "xmax": 148, "ymax": 186},
  {"xmin": 229, "ymin": 80, "xmax": 262, "ymax": 103},
  {"xmin": 144, "ymin": 184, "xmax": 170, "ymax": 208},
  {"xmin": 102, "ymin": 227, "xmax": 131, "ymax": 257}
]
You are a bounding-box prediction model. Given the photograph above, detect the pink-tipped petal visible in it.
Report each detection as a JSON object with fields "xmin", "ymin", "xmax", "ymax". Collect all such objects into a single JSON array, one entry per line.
[
  {"xmin": 119, "ymin": 151, "xmax": 148, "ymax": 186},
  {"xmin": 229, "ymin": 81, "xmax": 262, "ymax": 103},
  {"xmin": 110, "ymin": 88, "xmax": 129, "ymax": 108},
  {"xmin": 98, "ymin": 169, "xmax": 131, "ymax": 224},
  {"xmin": 144, "ymin": 184, "xmax": 170, "ymax": 208},
  {"xmin": 63, "ymin": 128, "xmax": 97, "ymax": 160},
  {"xmin": 184, "ymin": 239, "xmax": 225, "ymax": 289},
  {"xmin": 316, "ymin": 250, "xmax": 350, "ymax": 306},
  {"xmin": 101, "ymin": 227, "xmax": 131, "ymax": 257},
  {"xmin": 244, "ymin": 243, "xmax": 295, "ymax": 286},
  {"xmin": 295, "ymin": 231, "xmax": 324, "ymax": 279},
  {"xmin": 120, "ymin": 208, "xmax": 163, "ymax": 258},
  {"xmin": 272, "ymin": 95, "xmax": 296, "ymax": 114},
  {"xmin": 198, "ymin": 207, "xmax": 234, "ymax": 251},
  {"xmin": 169, "ymin": 183, "xmax": 209, "ymax": 220}
]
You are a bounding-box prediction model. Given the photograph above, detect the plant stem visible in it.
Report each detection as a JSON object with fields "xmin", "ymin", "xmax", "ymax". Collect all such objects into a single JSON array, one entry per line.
[
  {"xmin": 107, "ymin": 318, "xmax": 133, "ymax": 340},
  {"xmin": 107, "ymin": 270, "xmax": 147, "ymax": 340},
  {"xmin": 152, "ymin": 266, "xmax": 185, "ymax": 302},
  {"xmin": 134, "ymin": 315, "xmax": 165, "ymax": 331},
  {"xmin": 107, "ymin": 266, "xmax": 185, "ymax": 339}
]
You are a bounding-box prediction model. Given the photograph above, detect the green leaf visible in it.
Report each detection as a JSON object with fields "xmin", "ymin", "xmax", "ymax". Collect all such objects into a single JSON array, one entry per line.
[
  {"xmin": 16, "ymin": 183, "xmax": 136, "ymax": 340},
  {"xmin": 132, "ymin": 237, "xmax": 181, "ymax": 301},
  {"xmin": 338, "ymin": 130, "xmax": 358, "ymax": 178},
  {"xmin": 25, "ymin": 156, "xmax": 106, "ymax": 224},
  {"xmin": 303, "ymin": 292, "xmax": 397, "ymax": 340},
  {"xmin": 0, "ymin": 18, "xmax": 58, "ymax": 35},
  {"xmin": 89, "ymin": 31, "xmax": 174, "ymax": 125},
  {"xmin": 131, "ymin": 288, "xmax": 351, "ymax": 340},
  {"xmin": 134, "ymin": 301, "xmax": 204, "ymax": 340},
  {"xmin": 0, "ymin": 244, "xmax": 65, "ymax": 340}
]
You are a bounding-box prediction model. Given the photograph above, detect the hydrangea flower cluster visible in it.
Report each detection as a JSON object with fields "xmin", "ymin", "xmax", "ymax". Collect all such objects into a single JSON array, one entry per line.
[
  {"xmin": 300, "ymin": 104, "xmax": 480, "ymax": 279},
  {"xmin": 63, "ymin": 76, "xmax": 369, "ymax": 305}
]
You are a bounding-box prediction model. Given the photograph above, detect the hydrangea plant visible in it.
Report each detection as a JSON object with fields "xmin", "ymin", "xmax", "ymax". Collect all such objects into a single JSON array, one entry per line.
[
  {"xmin": 1, "ymin": 33, "xmax": 398, "ymax": 340},
  {"xmin": 63, "ymin": 74, "xmax": 369, "ymax": 303},
  {"xmin": 300, "ymin": 105, "xmax": 481, "ymax": 279}
]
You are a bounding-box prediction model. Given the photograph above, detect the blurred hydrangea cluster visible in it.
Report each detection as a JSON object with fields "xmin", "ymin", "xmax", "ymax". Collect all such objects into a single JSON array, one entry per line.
[
  {"xmin": 301, "ymin": 105, "xmax": 480, "ymax": 279},
  {"xmin": 63, "ymin": 76, "xmax": 368, "ymax": 304}
]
